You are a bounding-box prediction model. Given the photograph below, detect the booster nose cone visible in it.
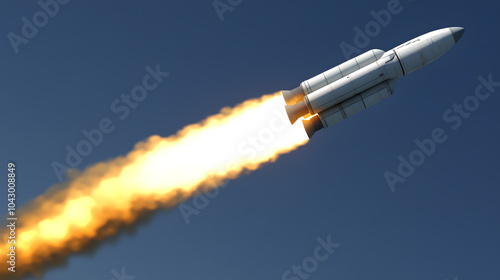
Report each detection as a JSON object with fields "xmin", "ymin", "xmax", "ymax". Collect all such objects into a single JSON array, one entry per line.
[{"xmin": 450, "ymin": 27, "xmax": 465, "ymax": 43}]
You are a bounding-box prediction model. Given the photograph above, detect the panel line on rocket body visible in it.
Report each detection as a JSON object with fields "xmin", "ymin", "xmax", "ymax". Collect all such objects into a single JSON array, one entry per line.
[{"xmin": 282, "ymin": 27, "xmax": 465, "ymax": 139}]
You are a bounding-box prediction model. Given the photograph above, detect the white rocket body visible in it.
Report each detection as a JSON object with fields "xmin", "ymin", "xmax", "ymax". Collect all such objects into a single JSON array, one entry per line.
[{"xmin": 283, "ymin": 27, "xmax": 464, "ymax": 138}]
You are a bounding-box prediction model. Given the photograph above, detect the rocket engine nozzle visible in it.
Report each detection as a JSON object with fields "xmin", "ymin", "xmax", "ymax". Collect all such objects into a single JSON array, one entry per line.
[
  {"xmin": 302, "ymin": 115, "xmax": 324, "ymax": 138},
  {"xmin": 285, "ymin": 100, "xmax": 310, "ymax": 124},
  {"xmin": 282, "ymin": 86, "xmax": 306, "ymax": 105}
]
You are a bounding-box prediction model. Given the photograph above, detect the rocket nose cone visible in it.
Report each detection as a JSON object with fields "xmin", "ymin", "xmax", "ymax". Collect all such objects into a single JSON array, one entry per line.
[{"xmin": 450, "ymin": 27, "xmax": 465, "ymax": 43}]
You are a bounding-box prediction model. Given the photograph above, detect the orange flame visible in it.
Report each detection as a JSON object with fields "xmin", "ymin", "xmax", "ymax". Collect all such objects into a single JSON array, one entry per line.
[{"xmin": 0, "ymin": 93, "xmax": 309, "ymax": 278}]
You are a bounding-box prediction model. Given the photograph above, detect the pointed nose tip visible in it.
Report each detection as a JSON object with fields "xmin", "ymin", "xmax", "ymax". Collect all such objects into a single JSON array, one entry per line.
[{"xmin": 450, "ymin": 27, "xmax": 465, "ymax": 43}]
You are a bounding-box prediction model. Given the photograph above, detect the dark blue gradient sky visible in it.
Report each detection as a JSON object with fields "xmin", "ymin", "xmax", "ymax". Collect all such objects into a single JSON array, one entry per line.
[{"xmin": 1, "ymin": 0, "xmax": 499, "ymax": 279}]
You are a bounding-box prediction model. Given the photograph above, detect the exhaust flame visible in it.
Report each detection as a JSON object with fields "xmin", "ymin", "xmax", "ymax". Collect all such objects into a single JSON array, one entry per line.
[{"xmin": 1, "ymin": 93, "xmax": 309, "ymax": 278}]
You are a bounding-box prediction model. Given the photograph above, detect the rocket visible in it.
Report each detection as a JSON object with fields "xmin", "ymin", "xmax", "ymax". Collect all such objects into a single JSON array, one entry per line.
[{"xmin": 283, "ymin": 27, "xmax": 465, "ymax": 138}]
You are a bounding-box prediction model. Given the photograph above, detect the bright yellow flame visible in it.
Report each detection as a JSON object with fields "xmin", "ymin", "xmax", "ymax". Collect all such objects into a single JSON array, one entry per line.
[
  {"xmin": 62, "ymin": 197, "xmax": 95, "ymax": 227},
  {"xmin": 0, "ymin": 93, "xmax": 309, "ymax": 277}
]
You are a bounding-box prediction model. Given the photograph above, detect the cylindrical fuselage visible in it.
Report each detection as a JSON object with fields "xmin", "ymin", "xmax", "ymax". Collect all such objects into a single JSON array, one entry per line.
[
  {"xmin": 305, "ymin": 28, "xmax": 457, "ymax": 114},
  {"xmin": 300, "ymin": 49, "xmax": 385, "ymax": 95},
  {"xmin": 305, "ymin": 52, "xmax": 403, "ymax": 114},
  {"xmin": 284, "ymin": 27, "xmax": 463, "ymax": 134}
]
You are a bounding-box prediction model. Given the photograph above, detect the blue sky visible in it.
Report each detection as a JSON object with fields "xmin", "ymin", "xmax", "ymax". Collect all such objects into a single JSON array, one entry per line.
[{"xmin": 1, "ymin": 0, "xmax": 499, "ymax": 279}]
